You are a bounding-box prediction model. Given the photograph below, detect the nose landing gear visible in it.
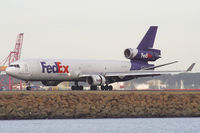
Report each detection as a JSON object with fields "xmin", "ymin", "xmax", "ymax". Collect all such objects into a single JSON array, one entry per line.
[
  {"xmin": 25, "ymin": 81, "xmax": 32, "ymax": 91},
  {"xmin": 26, "ymin": 86, "xmax": 32, "ymax": 91}
]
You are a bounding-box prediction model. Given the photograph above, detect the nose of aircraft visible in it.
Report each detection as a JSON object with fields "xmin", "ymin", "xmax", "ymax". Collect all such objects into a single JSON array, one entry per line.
[{"xmin": 6, "ymin": 67, "xmax": 16, "ymax": 76}]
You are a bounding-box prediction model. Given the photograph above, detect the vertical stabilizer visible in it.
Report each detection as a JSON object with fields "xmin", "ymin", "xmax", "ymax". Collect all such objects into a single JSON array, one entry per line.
[
  {"xmin": 129, "ymin": 26, "xmax": 159, "ymax": 70},
  {"xmin": 137, "ymin": 26, "xmax": 158, "ymax": 50}
]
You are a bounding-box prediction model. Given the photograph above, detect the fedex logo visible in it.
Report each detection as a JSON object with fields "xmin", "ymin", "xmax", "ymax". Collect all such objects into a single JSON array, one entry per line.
[
  {"xmin": 141, "ymin": 53, "xmax": 152, "ymax": 59},
  {"xmin": 41, "ymin": 62, "xmax": 69, "ymax": 73}
]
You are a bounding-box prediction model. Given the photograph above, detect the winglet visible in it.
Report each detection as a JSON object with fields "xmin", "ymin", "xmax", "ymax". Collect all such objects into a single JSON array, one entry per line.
[{"xmin": 186, "ymin": 63, "xmax": 195, "ymax": 72}]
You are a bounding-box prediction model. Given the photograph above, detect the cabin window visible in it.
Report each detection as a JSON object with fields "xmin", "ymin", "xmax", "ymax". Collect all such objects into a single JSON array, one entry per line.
[{"xmin": 9, "ymin": 64, "xmax": 20, "ymax": 68}]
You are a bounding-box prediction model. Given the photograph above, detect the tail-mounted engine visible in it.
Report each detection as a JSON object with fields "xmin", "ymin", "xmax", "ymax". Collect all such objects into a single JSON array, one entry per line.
[
  {"xmin": 87, "ymin": 75, "xmax": 106, "ymax": 86},
  {"xmin": 124, "ymin": 48, "xmax": 161, "ymax": 61}
]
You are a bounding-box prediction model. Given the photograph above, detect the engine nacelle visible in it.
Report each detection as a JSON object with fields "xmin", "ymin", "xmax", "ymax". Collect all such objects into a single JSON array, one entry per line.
[
  {"xmin": 124, "ymin": 48, "xmax": 138, "ymax": 59},
  {"xmin": 41, "ymin": 81, "xmax": 61, "ymax": 86},
  {"xmin": 87, "ymin": 75, "xmax": 106, "ymax": 86},
  {"xmin": 124, "ymin": 48, "xmax": 161, "ymax": 61}
]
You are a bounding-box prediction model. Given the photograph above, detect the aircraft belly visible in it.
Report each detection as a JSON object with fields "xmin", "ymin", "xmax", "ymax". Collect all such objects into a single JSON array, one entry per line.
[{"xmin": 40, "ymin": 73, "xmax": 76, "ymax": 81}]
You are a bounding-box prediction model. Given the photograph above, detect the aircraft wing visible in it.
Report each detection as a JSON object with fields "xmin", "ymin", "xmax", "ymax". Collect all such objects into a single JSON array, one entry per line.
[
  {"xmin": 79, "ymin": 63, "xmax": 195, "ymax": 78},
  {"xmin": 104, "ymin": 70, "xmax": 182, "ymax": 77},
  {"xmin": 80, "ymin": 70, "xmax": 181, "ymax": 78},
  {"xmin": 106, "ymin": 63, "xmax": 195, "ymax": 77}
]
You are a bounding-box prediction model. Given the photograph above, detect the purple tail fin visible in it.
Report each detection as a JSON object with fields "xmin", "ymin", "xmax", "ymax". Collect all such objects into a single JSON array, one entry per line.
[
  {"xmin": 130, "ymin": 26, "xmax": 159, "ymax": 70},
  {"xmin": 137, "ymin": 26, "xmax": 158, "ymax": 50}
]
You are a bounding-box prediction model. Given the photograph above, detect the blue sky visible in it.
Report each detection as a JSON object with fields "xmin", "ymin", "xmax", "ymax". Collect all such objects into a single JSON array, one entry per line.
[{"xmin": 0, "ymin": 0, "xmax": 199, "ymax": 71}]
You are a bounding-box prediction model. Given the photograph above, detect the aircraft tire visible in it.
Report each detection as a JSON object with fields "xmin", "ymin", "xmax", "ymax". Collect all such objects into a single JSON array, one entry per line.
[
  {"xmin": 71, "ymin": 86, "xmax": 76, "ymax": 90},
  {"xmin": 105, "ymin": 86, "xmax": 108, "ymax": 91},
  {"xmin": 108, "ymin": 85, "xmax": 113, "ymax": 91},
  {"xmin": 79, "ymin": 86, "xmax": 83, "ymax": 90},
  {"xmin": 90, "ymin": 85, "xmax": 97, "ymax": 90},
  {"xmin": 26, "ymin": 86, "xmax": 31, "ymax": 91},
  {"xmin": 72, "ymin": 86, "xmax": 84, "ymax": 90},
  {"xmin": 101, "ymin": 86, "xmax": 105, "ymax": 91},
  {"xmin": 101, "ymin": 85, "xmax": 113, "ymax": 91}
]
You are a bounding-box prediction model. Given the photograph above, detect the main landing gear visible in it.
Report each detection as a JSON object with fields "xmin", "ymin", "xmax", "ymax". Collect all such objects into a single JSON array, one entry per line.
[
  {"xmin": 101, "ymin": 85, "xmax": 113, "ymax": 91},
  {"xmin": 90, "ymin": 85, "xmax": 98, "ymax": 90},
  {"xmin": 90, "ymin": 85, "xmax": 113, "ymax": 91},
  {"xmin": 71, "ymin": 81, "xmax": 83, "ymax": 90},
  {"xmin": 71, "ymin": 82, "xmax": 113, "ymax": 91}
]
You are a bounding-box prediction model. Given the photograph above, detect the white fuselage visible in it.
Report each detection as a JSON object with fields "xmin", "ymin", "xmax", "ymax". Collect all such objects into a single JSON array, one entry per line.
[{"xmin": 6, "ymin": 59, "xmax": 131, "ymax": 81}]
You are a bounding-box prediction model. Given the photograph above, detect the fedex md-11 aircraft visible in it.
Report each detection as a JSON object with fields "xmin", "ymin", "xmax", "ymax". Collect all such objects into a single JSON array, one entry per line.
[{"xmin": 6, "ymin": 26, "xmax": 195, "ymax": 90}]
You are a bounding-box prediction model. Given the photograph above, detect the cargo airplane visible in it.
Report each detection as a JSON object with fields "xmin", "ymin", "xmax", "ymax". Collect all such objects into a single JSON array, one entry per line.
[{"xmin": 6, "ymin": 26, "xmax": 195, "ymax": 90}]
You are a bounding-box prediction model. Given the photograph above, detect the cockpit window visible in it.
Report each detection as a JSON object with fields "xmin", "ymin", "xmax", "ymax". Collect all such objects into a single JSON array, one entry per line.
[{"xmin": 9, "ymin": 64, "xmax": 20, "ymax": 68}]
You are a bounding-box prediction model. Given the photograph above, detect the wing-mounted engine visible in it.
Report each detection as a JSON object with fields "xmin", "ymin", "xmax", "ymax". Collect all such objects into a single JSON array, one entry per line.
[
  {"xmin": 86, "ymin": 75, "xmax": 106, "ymax": 86},
  {"xmin": 124, "ymin": 48, "xmax": 161, "ymax": 61},
  {"xmin": 41, "ymin": 81, "xmax": 61, "ymax": 86}
]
